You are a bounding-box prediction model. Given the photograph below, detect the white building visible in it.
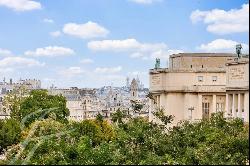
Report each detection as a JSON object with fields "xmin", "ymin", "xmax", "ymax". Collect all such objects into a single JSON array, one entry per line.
[{"xmin": 149, "ymin": 53, "xmax": 249, "ymax": 126}]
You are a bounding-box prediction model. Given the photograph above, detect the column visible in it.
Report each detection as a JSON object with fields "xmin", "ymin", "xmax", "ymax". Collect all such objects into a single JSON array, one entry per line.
[
  {"xmin": 238, "ymin": 93, "xmax": 241, "ymax": 119},
  {"xmin": 212, "ymin": 94, "xmax": 217, "ymax": 114},
  {"xmin": 244, "ymin": 92, "xmax": 249, "ymax": 122},
  {"xmin": 198, "ymin": 94, "xmax": 203, "ymax": 120},
  {"xmin": 225, "ymin": 93, "xmax": 229, "ymax": 118},
  {"xmin": 232, "ymin": 94, "xmax": 236, "ymax": 118}
]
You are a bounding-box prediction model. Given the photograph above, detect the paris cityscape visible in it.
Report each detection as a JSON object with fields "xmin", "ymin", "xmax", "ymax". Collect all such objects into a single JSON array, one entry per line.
[{"xmin": 0, "ymin": 0, "xmax": 249, "ymax": 165}]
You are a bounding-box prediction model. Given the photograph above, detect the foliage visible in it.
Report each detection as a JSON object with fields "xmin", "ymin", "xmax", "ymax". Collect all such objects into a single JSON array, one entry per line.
[
  {"xmin": 0, "ymin": 119, "xmax": 21, "ymax": 153},
  {"xmin": 2, "ymin": 86, "xmax": 29, "ymax": 122},
  {"xmin": 1, "ymin": 89, "xmax": 249, "ymax": 165},
  {"xmin": 130, "ymin": 100, "xmax": 144, "ymax": 113},
  {"xmin": 152, "ymin": 107, "xmax": 174, "ymax": 127},
  {"xmin": 18, "ymin": 90, "xmax": 69, "ymax": 127}
]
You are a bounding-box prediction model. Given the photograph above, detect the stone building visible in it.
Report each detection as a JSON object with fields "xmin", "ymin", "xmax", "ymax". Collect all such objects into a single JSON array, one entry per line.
[
  {"xmin": 149, "ymin": 53, "xmax": 249, "ymax": 126},
  {"xmin": 225, "ymin": 57, "xmax": 249, "ymax": 122},
  {"xmin": 0, "ymin": 78, "xmax": 41, "ymax": 119}
]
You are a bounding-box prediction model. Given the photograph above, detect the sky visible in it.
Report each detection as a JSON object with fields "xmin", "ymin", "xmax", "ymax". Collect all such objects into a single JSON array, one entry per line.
[{"xmin": 0, "ymin": 0, "xmax": 249, "ymax": 88}]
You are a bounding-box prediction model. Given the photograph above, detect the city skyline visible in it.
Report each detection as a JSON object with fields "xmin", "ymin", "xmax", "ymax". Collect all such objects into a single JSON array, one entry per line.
[{"xmin": 0, "ymin": 0, "xmax": 249, "ymax": 88}]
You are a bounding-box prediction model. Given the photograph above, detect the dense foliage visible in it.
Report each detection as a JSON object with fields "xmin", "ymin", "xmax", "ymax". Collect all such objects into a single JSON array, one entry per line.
[
  {"xmin": 0, "ymin": 89, "xmax": 69, "ymax": 154},
  {"xmin": 0, "ymin": 90, "xmax": 249, "ymax": 165}
]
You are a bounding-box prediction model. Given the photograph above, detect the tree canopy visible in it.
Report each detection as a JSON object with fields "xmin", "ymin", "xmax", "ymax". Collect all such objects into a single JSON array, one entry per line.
[{"xmin": 0, "ymin": 89, "xmax": 249, "ymax": 165}]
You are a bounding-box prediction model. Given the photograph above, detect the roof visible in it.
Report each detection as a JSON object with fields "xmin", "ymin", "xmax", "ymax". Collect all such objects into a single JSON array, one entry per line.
[{"xmin": 170, "ymin": 53, "xmax": 236, "ymax": 58}]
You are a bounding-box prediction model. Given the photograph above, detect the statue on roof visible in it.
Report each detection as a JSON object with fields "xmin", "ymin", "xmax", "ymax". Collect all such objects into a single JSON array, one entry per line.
[
  {"xmin": 155, "ymin": 58, "xmax": 160, "ymax": 69},
  {"xmin": 236, "ymin": 44, "xmax": 242, "ymax": 58}
]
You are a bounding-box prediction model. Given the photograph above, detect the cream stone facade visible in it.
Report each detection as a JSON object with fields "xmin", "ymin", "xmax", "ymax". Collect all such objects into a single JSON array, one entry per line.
[
  {"xmin": 149, "ymin": 53, "xmax": 249, "ymax": 126},
  {"xmin": 225, "ymin": 58, "xmax": 249, "ymax": 122}
]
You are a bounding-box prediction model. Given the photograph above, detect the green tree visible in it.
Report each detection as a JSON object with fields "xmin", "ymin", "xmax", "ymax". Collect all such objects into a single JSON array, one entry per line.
[
  {"xmin": 18, "ymin": 90, "xmax": 69, "ymax": 127},
  {"xmin": 2, "ymin": 86, "xmax": 29, "ymax": 122},
  {"xmin": 0, "ymin": 119, "xmax": 21, "ymax": 153}
]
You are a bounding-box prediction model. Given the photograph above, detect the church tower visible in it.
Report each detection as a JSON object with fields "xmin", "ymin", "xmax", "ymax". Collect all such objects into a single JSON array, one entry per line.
[{"xmin": 130, "ymin": 78, "xmax": 138, "ymax": 100}]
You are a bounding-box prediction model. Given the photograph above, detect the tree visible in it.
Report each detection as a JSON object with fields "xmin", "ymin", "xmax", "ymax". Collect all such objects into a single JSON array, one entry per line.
[
  {"xmin": 0, "ymin": 119, "xmax": 21, "ymax": 153},
  {"xmin": 18, "ymin": 90, "xmax": 69, "ymax": 127},
  {"xmin": 2, "ymin": 86, "xmax": 29, "ymax": 122},
  {"xmin": 111, "ymin": 109, "xmax": 126, "ymax": 125}
]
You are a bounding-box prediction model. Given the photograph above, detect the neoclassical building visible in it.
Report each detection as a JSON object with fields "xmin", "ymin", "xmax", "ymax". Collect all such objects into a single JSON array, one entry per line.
[
  {"xmin": 149, "ymin": 53, "xmax": 249, "ymax": 126},
  {"xmin": 225, "ymin": 57, "xmax": 249, "ymax": 121}
]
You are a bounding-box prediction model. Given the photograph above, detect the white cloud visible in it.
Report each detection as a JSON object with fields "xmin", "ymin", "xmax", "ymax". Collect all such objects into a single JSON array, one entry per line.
[
  {"xmin": 94, "ymin": 66, "xmax": 122, "ymax": 74},
  {"xmin": 0, "ymin": 67, "xmax": 14, "ymax": 74},
  {"xmin": 0, "ymin": 0, "xmax": 41, "ymax": 11},
  {"xmin": 128, "ymin": 71, "xmax": 147, "ymax": 76},
  {"xmin": 197, "ymin": 39, "xmax": 249, "ymax": 53},
  {"xmin": 63, "ymin": 21, "xmax": 109, "ymax": 39},
  {"xmin": 129, "ymin": 0, "xmax": 162, "ymax": 5},
  {"xmin": 150, "ymin": 49, "xmax": 184, "ymax": 60},
  {"xmin": 43, "ymin": 18, "xmax": 54, "ymax": 23},
  {"xmin": 190, "ymin": 3, "xmax": 249, "ymax": 34},
  {"xmin": 0, "ymin": 57, "xmax": 44, "ymax": 68},
  {"xmin": 0, "ymin": 48, "xmax": 12, "ymax": 57},
  {"xmin": 80, "ymin": 58, "xmax": 94, "ymax": 64},
  {"xmin": 130, "ymin": 52, "xmax": 145, "ymax": 58},
  {"xmin": 59, "ymin": 67, "xmax": 85, "ymax": 77},
  {"xmin": 88, "ymin": 38, "xmax": 167, "ymax": 52},
  {"xmin": 24, "ymin": 46, "xmax": 75, "ymax": 57},
  {"xmin": 88, "ymin": 38, "xmax": 182, "ymax": 61},
  {"xmin": 50, "ymin": 31, "xmax": 62, "ymax": 37}
]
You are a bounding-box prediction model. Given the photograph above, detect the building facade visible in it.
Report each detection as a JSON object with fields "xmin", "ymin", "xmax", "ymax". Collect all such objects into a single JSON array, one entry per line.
[
  {"xmin": 0, "ymin": 78, "xmax": 41, "ymax": 119},
  {"xmin": 225, "ymin": 58, "xmax": 249, "ymax": 122},
  {"xmin": 149, "ymin": 53, "xmax": 249, "ymax": 126}
]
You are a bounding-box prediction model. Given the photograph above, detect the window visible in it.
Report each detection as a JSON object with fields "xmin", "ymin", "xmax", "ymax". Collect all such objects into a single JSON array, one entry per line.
[
  {"xmin": 202, "ymin": 65, "xmax": 204, "ymax": 68},
  {"xmin": 242, "ymin": 109, "xmax": 244, "ymax": 112},
  {"xmin": 198, "ymin": 76, "xmax": 203, "ymax": 82},
  {"xmin": 212, "ymin": 76, "xmax": 217, "ymax": 82},
  {"xmin": 202, "ymin": 103, "xmax": 209, "ymax": 119},
  {"xmin": 216, "ymin": 103, "xmax": 223, "ymax": 112},
  {"xmin": 190, "ymin": 65, "xmax": 192, "ymax": 68}
]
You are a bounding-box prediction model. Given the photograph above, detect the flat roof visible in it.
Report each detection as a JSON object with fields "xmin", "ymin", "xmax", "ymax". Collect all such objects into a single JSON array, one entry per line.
[{"xmin": 170, "ymin": 53, "xmax": 237, "ymax": 58}]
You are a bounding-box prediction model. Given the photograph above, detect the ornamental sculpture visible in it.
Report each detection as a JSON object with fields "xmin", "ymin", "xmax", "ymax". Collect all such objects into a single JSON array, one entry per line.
[
  {"xmin": 155, "ymin": 58, "xmax": 160, "ymax": 69},
  {"xmin": 236, "ymin": 44, "xmax": 242, "ymax": 58}
]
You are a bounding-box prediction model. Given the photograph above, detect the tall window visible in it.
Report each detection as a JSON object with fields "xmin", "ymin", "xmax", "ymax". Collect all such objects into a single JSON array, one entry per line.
[
  {"xmin": 202, "ymin": 102, "xmax": 209, "ymax": 119},
  {"xmin": 216, "ymin": 103, "xmax": 223, "ymax": 112}
]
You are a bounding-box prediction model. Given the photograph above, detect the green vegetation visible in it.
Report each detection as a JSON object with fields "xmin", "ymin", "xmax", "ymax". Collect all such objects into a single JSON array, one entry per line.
[{"xmin": 0, "ymin": 90, "xmax": 249, "ymax": 165}]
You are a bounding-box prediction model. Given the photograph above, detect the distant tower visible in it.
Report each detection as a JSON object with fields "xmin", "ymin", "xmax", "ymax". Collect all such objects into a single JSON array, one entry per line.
[
  {"xmin": 126, "ymin": 77, "xmax": 130, "ymax": 88},
  {"xmin": 130, "ymin": 78, "xmax": 138, "ymax": 100}
]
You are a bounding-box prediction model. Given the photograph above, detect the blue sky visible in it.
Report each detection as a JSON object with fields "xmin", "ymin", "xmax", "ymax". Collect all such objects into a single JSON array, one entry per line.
[{"xmin": 0, "ymin": 0, "xmax": 249, "ymax": 88}]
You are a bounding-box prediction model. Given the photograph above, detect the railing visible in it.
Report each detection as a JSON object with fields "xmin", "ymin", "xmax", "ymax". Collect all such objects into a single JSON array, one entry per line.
[{"xmin": 151, "ymin": 85, "xmax": 225, "ymax": 92}]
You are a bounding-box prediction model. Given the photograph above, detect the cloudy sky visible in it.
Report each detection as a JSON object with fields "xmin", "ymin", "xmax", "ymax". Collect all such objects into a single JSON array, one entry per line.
[{"xmin": 0, "ymin": 0, "xmax": 249, "ymax": 88}]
